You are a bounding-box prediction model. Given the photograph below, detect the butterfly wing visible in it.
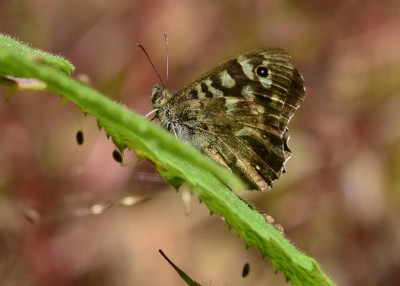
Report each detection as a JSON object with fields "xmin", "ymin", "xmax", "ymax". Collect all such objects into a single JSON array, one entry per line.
[{"xmin": 157, "ymin": 49, "xmax": 305, "ymax": 191}]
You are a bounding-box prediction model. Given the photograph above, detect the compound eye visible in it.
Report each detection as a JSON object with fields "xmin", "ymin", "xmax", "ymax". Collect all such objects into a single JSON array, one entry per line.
[
  {"xmin": 151, "ymin": 85, "xmax": 164, "ymax": 104},
  {"xmin": 256, "ymin": 66, "xmax": 269, "ymax": 77}
]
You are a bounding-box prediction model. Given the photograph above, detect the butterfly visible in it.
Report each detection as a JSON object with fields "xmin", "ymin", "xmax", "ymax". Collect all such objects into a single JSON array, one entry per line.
[{"xmin": 151, "ymin": 49, "xmax": 305, "ymax": 191}]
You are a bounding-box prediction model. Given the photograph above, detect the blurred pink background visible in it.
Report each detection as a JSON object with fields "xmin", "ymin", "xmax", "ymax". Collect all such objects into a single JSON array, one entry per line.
[{"xmin": 1, "ymin": 1, "xmax": 400, "ymax": 285}]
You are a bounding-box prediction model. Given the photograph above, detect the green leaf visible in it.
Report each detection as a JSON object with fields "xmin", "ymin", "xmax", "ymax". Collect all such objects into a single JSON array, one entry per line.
[
  {"xmin": 0, "ymin": 37, "xmax": 336, "ymax": 286},
  {"xmin": 0, "ymin": 34, "xmax": 74, "ymax": 76}
]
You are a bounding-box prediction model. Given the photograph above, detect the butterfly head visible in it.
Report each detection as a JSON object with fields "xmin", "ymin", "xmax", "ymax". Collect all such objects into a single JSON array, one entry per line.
[
  {"xmin": 151, "ymin": 83, "xmax": 173, "ymax": 106},
  {"xmin": 151, "ymin": 84, "xmax": 174, "ymax": 123},
  {"xmin": 151, "ymin": 84, "xmax": 164, "ymax": 104}
]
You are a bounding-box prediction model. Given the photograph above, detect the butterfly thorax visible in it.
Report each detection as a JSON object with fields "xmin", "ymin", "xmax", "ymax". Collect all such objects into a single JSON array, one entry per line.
[{"xmin": 152, "ymin": 84, "xmax": 194, "ymax": 141}]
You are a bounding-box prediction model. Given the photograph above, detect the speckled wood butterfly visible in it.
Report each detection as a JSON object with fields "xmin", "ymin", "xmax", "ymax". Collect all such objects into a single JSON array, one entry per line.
[{"xmin": 151, "ymin": 49, "xmax": 305, "ymax": 191}]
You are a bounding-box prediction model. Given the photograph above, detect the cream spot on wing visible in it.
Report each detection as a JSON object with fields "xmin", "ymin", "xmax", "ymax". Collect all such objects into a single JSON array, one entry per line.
[
  {"xmin": 195, "ymin": 83, "xmax": 206, "ymax": 99},
  {"xmin": 255, "ymin": 165, "xmax": 261, "ymax": 171},
  {"xmin": 234, "ymin": 126, "xmax": 252, "ymax": 137},
  {"xmin": 256, "ymin": 105, "xmax": 265, "ymax": 114},
  {"xmin": 259, "ymin": 77, "xmax": 273, "ymax": 88},
  {"xmin": 205, "ymin": 78, "xmax": 224, "ymax": 97},
  {"xmin": 262, "ymin": 59, "xmax": 271, "ymax": 66},
  {"xmin": 270, "ymin": 94, "xmax": 284, "ymax": 105},
  {"xmin": 225, "ymin": 98, "xmax": 241, "ymax": 114},
  {"xmin": 238, "ymin": 56, "xmax": 255, "ymax": 80},
  {"xmin": 241, "ymin": 85, "xmax": 255, "ymax": 99},
  {"xmin": 220, "ymin": 70, "xmax": 236, "ymax": 88},
  {"xmin": 190, "ymin": 102, "xmax": 202, "ymax": 109}
]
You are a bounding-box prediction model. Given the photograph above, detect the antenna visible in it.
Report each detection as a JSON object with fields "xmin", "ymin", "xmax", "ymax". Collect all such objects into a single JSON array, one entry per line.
[
  {"xmin": 164, "ymin": 32, "xmax": 169, "ymax": 86},
  {"xmin": 136, "ymin": 43, "xmax": 165, "ymax": 88}
]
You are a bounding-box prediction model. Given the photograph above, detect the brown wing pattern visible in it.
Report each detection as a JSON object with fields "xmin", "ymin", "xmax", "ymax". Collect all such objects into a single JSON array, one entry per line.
[{"xmin": 153, "ymin": 49, "xmax": 305, "ymax": 191}]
